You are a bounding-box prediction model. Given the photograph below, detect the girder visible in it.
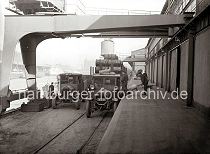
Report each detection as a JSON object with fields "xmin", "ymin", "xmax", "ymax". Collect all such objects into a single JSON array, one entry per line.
[{"xmin": 5, "ymin": 14, "xmax": 190, "ymax": 37}]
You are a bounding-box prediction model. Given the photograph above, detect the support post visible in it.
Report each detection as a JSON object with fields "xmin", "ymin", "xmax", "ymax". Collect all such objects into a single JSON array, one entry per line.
[
  {"xmin": 165, "ymin": 52, "xmax": 169, "ymax": 91},
  {"xmin": 0, "ymin": 0, "xmax": 6, "ymax": 113},
  {"xmin": 176, "ymin": 46, "xmax": 181, "ymax": 90},
  {"xmin": 187, "ymin": 30, "xmax": 195, "ymax": 106},
  {"xmin": 167, "ymin": 51, "xmax": 171, "ymax": 92},
  {"xmin": 20, "ymin": 34, "xmax": 46, "ymax": 112},
  {"xmin": 0, "ymin": 0, "xmax": 4, "ymax": 55},
  {"xmin": 20, "ymin": 35, "xmax": 37, "ymax": 92},
  {"xmin": 152, "ymin": 59, "xmax": 154, "ymax": 83},
  {"xmin": 156, "ymin": 56, "xmax": 159, "ymax": 86},
  {"xmin": 0, "ymin": 2, "xmax": 17, "ymax": 113}
]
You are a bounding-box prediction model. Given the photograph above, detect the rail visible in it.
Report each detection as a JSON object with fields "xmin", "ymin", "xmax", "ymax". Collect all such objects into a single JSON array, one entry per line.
[{"xmin": 32, "ymin": 111, "xmax": 108, "ymax": 154}]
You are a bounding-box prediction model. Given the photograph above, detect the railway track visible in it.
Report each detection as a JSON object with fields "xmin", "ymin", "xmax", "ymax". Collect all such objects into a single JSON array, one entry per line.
[
  {"xmin": 76, "ymin": 112, "xmax": 108, "ymax": 154},
  {"xmin": 0, "ymin": 102, "xmax": 110, "ymax": 154},
  {"xmin": 31, "ymin": 111, "xmax": 108, "ymax": 154}
]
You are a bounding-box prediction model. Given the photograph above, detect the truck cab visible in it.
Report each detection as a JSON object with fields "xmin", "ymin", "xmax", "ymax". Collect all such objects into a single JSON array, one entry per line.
[{"xmin": 86, "ymin": 74, "xmax": 122, "ymax": 118}]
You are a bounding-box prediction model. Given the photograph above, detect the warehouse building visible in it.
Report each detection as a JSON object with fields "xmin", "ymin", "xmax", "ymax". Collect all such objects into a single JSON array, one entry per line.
[{"xmin": 145, "ymin": 0, "xmax": 210, "ymax": 116}]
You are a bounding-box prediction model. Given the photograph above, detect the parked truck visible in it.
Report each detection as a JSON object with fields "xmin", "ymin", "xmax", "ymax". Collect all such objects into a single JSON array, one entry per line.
[{"xmin": 85, "ymin": 54, "xmax": 126, "ymax": 118}]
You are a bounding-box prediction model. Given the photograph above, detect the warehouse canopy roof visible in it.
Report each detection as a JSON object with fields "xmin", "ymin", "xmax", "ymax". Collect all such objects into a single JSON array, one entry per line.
[{"xmin": 123, "ymin": 56, "xmax": 146, "ymax": 62}]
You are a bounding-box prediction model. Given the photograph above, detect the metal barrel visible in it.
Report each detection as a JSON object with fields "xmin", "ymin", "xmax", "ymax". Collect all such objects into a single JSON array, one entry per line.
[
  {"xmin": 103, "ymin": 54, "xmax": 118, "ymax": 60},
  {"xmin": 96, "ymin": 59, "xmax": 122, "ymax": 67}
]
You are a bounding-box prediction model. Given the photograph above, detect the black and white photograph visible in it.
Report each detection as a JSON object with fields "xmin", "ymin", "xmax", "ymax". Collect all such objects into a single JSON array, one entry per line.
[{"xmin": 0, "ymin": 0, "xmax": 210, "ymax": 153}]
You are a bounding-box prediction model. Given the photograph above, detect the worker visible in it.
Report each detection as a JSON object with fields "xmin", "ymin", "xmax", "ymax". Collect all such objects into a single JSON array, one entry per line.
[
  {"xmin": 121, "ymin": 71, "xmax": 128, "ymax": 93},
  {"xmin": 49, "ymin": 82, "xmax": 54, "ymax": 98},
  {"xmin": 136, "ymin": 69, "xmax": 143, "ymax": 78},
  {"xmin": 136, "ymin": 69, "xmax": 149, "ymax": 95}
]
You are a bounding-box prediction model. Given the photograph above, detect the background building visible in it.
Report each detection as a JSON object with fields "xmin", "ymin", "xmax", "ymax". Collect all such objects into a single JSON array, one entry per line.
[{"xmin": 123, "ymin": 48, "xmax": 146, "ymax": 74}]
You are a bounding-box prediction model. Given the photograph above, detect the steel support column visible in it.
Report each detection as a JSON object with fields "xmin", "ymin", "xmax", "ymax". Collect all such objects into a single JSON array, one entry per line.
[
  {"xmin": 187, "ymin": 30, "xmax": 195, "ymax": 106},
  {"xmin": 165, "ymin": 52, "xmax": 169, "ymax": 91},
  {"xmin": 176, "ymin": 46, "xmax": 181, "ymax": 91},
  {"xmin": 0, "ymin": 0, "xmax": 4, "ymax": 56},
  {"xmin": 20, "ymin": 34, "xmax": 45, "ymax": 92},
  {"xmin": 167, "ymin": 51, "xmax": 172, "ymax": 92},
  {"xmin": 161, "ymin": 54, "xmax": 164, "ymax": 88},
  {"xmin": 156, "ymin": 57, "xmax": 159, "ymax": 85}
]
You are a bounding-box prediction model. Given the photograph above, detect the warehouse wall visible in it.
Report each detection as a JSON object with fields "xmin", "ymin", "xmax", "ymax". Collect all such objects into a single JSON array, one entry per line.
[
  {"xmin": 148, "ymin": 62, "xmax": 152, "ymax": 81},
  {"xmin": 154, "ymin": 59, "xmax": 158, "ymax": 84},
  {"xmin": 152, "ymin": 60, "xmax": 155, "ymax": 83},
  {"xmin": 146, "ymin": 62, "xmax": 151, "ymax": 81},
  {"xmin": 170, "ymin": 49, "xmax": 177, "ymax": 91},
  {"xmin": 157, "ymin": 56, "xmax": 163, "ymax": 87},
  {"xmin": 148, "ymin": 38, "xmax": 161, "ymax": 52},
  {"xmin": 179, "ymin": 40, "xmax": 189, "ymax": 92},
  {"xmin": 196, "ymin": 0, "xmax": 210, "ymax": 14},
  {"xmin": 145, "ymin": 2, "xmax": 210, "ymax": 116},
  {"xmin": 194, "ymin": 27, "xmax": 210, "ymax": 109},
  {"xmin": 162, "ymin": 54, "xmax": 167, "ymax": 88}
]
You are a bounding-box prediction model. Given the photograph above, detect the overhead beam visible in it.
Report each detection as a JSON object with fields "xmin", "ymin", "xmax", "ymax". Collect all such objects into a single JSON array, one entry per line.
[
  {"xmin": 37, "ymin": 30, "xmax": 170, "ymax": 38},
  {"xmin": 87, "ymin": 31, "xmax": 169, "ymax": 38},
  {"xmin": 5, "ymin": 14, "xmax": 190, "ymax": 37}
]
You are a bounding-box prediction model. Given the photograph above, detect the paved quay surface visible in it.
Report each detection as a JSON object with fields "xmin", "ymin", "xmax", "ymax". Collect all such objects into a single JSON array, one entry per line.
[{"xmin": 97, "ymin": 88, "xmax": 210, "ymax": 154}]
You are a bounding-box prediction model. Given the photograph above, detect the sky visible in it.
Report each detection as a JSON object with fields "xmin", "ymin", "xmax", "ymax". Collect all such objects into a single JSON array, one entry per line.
[
  {"xmin": 28, "ymin": 0, "xmax": 165, "ymax": 73},
  {"xmin": 81, "ymin": 0, "xmax": 165, "ymax": 11}
]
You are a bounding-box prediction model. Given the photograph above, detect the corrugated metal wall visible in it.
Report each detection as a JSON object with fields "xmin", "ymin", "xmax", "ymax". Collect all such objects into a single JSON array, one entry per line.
[
  {"xmin": 154, "ymin": 58, "xmax": 158, "ymax": 84},
  {"xmin": 157, "ymin": 56, "xmax": 163, "ymax": 87},
  {"xmin": 180, "ymin": 40, "xmax": 189, "ymax": 92},
  {"xmin": 194, "ymin": 27, "xmax": 210, "ymax": 108},
  {"xmin": 162, "ymin": 54, "xmax": 167, "ymax": 88},
  {"xmin": 170, "ymin": 49, "xmax": 178, "ymax": 91},
  {"xmin": 145, "ymin": 1, "xmax": 210, "ymax": 115},
  {"xmin": 149, "ymin": 61, "xmax": 152, "ymax": 81}
]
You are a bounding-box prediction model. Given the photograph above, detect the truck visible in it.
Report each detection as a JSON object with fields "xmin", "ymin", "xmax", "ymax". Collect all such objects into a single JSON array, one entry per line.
[{"xmin": 85, "ymin": 54, "xmax": 126, "ymax": 118}]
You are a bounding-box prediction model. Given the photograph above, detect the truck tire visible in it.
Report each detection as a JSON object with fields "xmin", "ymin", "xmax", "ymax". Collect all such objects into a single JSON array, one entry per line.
[
  {"xmin": 75, "ymin": 101, "xmax": 81, "ymax": 110},
  {"xmin": 86, "ymin": 101, "xmax": 91, "ymax": 118},
  {"xmin": 52, "ymin": 98, "xmax": 58, "ymax": 109},
  {"xmin": 113, "ymin": 102, "xmax": 118, "ymax": 112},
  {"xmin": 0, "ymin": 108, "xmax": 6, "ymax": 114}
]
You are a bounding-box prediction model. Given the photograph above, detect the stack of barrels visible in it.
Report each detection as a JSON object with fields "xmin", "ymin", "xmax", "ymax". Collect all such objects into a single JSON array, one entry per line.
[{"xmin": 95, "ymin": 54, "xmax": 123, "ymax": 74}]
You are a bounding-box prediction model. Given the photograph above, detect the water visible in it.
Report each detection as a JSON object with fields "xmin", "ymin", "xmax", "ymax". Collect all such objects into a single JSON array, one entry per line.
[{"xmin": 7, "ymin": 76, "xmax": 57, "ymax": 111}]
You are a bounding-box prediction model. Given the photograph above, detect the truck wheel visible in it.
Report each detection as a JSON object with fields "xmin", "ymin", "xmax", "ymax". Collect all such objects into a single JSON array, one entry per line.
[
  {"xmin": 52, "ymin": 98, "xmax": 57, "ymax": 109},
  {"xmin": 86, "ymin": 101, "xmax": 91, "ymax": 118},
  {"xmin": 0, "ymin": 108, "xmax": 6, "ymax": 114},
  {"xmin": 113, "ymin": 102, "xmax": 118, "ymax": 112},
  {"xmin": 0, "ymin": 99, "xmax": 9, "ymax": 114},
  {"xmin": 75, "ymin": 101, "xmax": 81, "ymax": 110}
]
